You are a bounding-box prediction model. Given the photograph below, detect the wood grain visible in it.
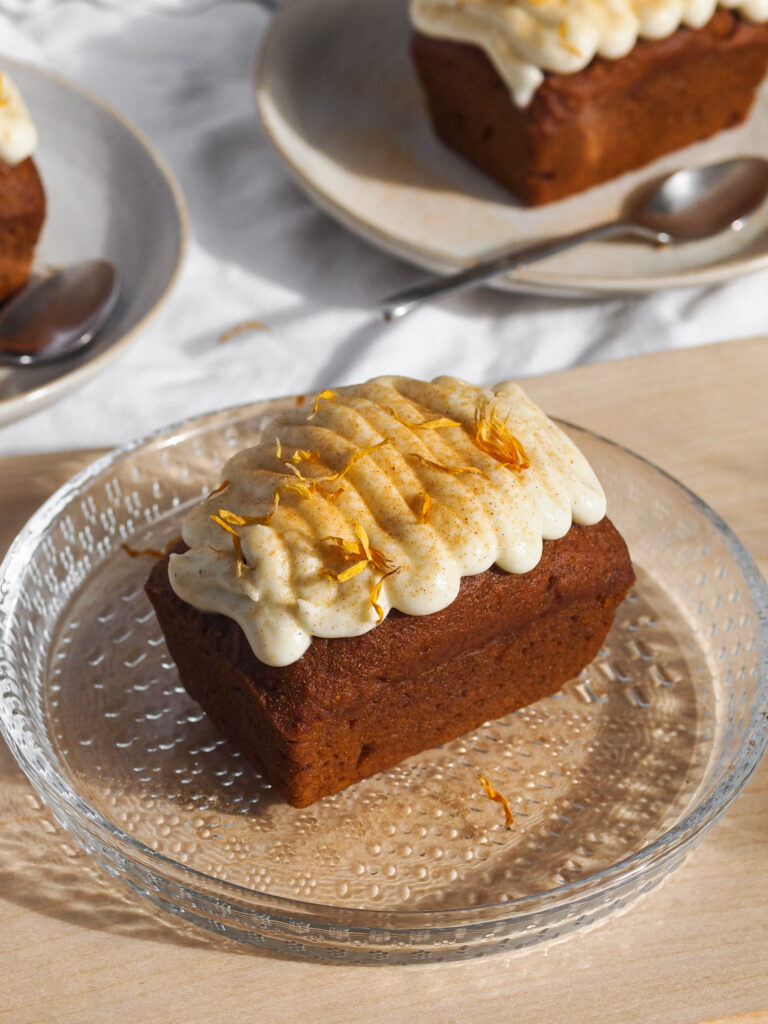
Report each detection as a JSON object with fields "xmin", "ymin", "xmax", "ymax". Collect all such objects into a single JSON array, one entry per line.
[{"xmin": 0, "ymin": 338, "xmax": 766, "ymax": 1024}]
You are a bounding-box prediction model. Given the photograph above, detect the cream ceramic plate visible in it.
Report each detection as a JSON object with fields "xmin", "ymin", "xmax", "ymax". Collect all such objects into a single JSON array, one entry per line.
[
  {"xmin": 256, "ymin": 0, "xmax": 768, "ymax": 296},
  {"xmin": 0, "ymin": 58, "xmax": 187, "ymax": 427}
]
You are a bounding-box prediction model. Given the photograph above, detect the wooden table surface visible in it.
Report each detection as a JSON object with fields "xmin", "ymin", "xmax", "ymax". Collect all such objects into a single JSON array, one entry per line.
[{"xmin": 1, "ymin": 337, "xmax": 767, "ymax": 1024}]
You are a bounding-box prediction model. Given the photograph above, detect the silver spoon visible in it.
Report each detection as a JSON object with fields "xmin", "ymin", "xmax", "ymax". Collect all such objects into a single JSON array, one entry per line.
[
  {"xmin": 380, "ymin": 156, "xmax": 768, "ymax": 321},
  {"xmin": 0, "ymin": 259, "xmax": 120, "ymax": 367}
]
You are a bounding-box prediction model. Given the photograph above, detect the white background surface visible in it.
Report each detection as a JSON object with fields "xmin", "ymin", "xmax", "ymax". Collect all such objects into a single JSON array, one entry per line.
[{"xmin": 0, "ymin": 0, "xmax": 766, "ymax": 455}]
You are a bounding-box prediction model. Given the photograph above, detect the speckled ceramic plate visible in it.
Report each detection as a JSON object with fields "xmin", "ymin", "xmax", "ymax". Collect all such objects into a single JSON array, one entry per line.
[
  {"xmin": 0, "ymin": 57, "xmax": 187, "ymax": 427},
  {"xmin": 1, "ymin": 398, "xmax": 766, "ymax": 962},
  {"xmin": 256, "ymin": 0, "xmax": 768, "ymax": 296}
]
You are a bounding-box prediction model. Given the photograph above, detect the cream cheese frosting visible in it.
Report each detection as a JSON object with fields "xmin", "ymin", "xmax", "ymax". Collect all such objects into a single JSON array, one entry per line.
[
  {"xmin": 169, "ymin": 376, "xmax": 607, "ymax": 667},
  {"xmin": 410, "ymin": 0, "xmax": 768, "ymax": 106},
  {"xmin": 0, "ymin": 72, "xmax": 37, "ymax": 166}
]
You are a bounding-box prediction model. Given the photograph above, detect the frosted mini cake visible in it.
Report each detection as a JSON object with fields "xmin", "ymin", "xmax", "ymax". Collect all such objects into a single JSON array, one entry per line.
[
  {"xmin": 0, "ymin": 71, "xmax": 45, "ymax": 300},
  {"xmin": 146, "ymin": 376, "xmax": 635, "ymax": 806},
  {"xmin": 410, "ymin": 0, "xmax": 768, "ymax": 203}
]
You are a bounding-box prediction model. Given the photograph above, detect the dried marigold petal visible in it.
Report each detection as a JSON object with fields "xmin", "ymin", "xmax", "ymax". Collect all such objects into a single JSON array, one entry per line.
[
  {"xmin": 323, "ymin": 535, "xmax": 364, "ymax": 559},
  {"xmin": 274, "ymin": 438, "xmax": 282, "ymax": 461},
  {"xmin": 360, "ymin": 537, "xmax": 392, "ymax": 573},
  {"xmin": 353, "ymin": 521, "xmax": 373, "ymax": 561},
  {"xmin": 384, "ymin": 407, "xmax": 461, "ymax": 431},
  {"xmin": 416, "ymin": 417, "xmax": 462, "ymax": 430},
  {"xmin": 354, "ymin": 522, "xmax": 390, "ymax": 571},
  {"xmin": 322, "ymin": 529, "xmax": 391, "ymax": 573},
  {"xmin": 324, "ymin": 440, "xmax": 390, "ymax": 483},
  {"xmin": 216, "ymin": 508, "xmax": 266, "ymax": 526},
  {"xmin": 289, "ymin": 448, "xmax": 321, "ymax": 466},
  {"xmin": 473, "ymin": 403, "xmax": 530, "ymax": 472},
  {"xmin": 210, "ymin": 514, "xmax": 247, "ymax": 574},
  {"xmin": 478, "ymin": 774, "xmax": 514, "ymax": 828},
  {"xmin": 369, "ymin": 567, "xmax": 399, "ymax": 623},
  {"xmin": 216, "ymin": 509, "xmax": 247, "ymax": 526},
  {"xmin": 369, "ymin": 548, "xmax": 391, "ymax": 573},
  {"xmin": 410, "ymin": 453, "xmax": 486, "ymax": 477},
  {"xmin": 219, "ymin": 319, "xmax": 268, "ymax": 344},
  {"xmin": 418, "ymin": 492, "xmax": 431, "ymax": 524},
  {"xmin": 558, "ymin": 19, "xmax": 581, "ymax": 55},
  {"xmin": 208, "ymin": 479, "xmax": 230, "ymax": 498},
  {"xmin": 369, "ymin": 582, "xmax": 385, "ymax": 622},
  {"xmin": 323, "ymin": 481, "xmax": 347, "ymax": 501},
  {"xmin": 121, "ymin": 535, "xmax": 181, "ymax": 560},
  {"xmin": 260, "ymin": 487, "xmax": 283, "ymax": 526},
  {"xmin": 308, "ymin": 389, "xmax": 337, "ymax": 418},
  {"xmin": 320, "ymin": 519, "xmax": 396, "ymax": 598},
  {"xmin": 320, "ymin": 559, "xmax": 370, "ymax": 583},
  {"xmin": 211, "ymin": 513, "xmax": 238, "ymax": 538},
  {"xmin": 276, "ymin": 480, "xmax": 314, "ymax": 502}
]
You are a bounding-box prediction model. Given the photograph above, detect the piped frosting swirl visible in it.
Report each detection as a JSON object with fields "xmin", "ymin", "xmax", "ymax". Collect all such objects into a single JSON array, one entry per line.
[{"xmin": 169, "ymin": 376, "xmax": 607, "ymax": 666}]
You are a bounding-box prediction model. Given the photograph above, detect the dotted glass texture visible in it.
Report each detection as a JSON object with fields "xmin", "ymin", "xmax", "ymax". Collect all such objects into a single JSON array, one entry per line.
[{"xmin": 1, "ymin": 401, "xmax": 766, "ymax": 962}]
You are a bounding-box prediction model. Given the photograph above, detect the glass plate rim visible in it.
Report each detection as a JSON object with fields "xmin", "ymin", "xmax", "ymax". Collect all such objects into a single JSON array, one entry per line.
[{"xmin": 1, "ymin": 397, "xmax": 767, "ymax": 931}]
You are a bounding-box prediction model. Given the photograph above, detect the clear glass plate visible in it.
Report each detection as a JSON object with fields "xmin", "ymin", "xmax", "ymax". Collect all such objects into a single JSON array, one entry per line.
[{"xmin": 1, "ymin": 399, "xmax": 766, "ymax": 963}]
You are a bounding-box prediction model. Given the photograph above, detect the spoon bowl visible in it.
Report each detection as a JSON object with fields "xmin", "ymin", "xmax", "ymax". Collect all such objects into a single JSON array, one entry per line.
[
  {"xmin": 633, "ymin": 157, "xmax": 768, "ymax": 242},
  {"xmin": 381, "ymin": 155, "xmax": 768, "ymax": 320},
  {"xmin": 0, "ymin": 259, "xmax": 120, "ymax": 367}
]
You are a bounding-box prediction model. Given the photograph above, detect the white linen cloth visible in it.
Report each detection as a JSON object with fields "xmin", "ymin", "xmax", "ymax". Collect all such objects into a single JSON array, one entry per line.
[{"xmin": 0, "ymin": 0, "xmax": 765, "ymax": 455}]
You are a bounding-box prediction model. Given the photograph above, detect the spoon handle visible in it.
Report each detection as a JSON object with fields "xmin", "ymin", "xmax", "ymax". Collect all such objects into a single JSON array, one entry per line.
[{"xmin": 380, "ymin": 220, "xmax": 659, "ymax": 321}]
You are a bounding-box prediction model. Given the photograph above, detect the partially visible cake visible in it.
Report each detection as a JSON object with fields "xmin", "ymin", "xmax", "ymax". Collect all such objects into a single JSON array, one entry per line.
[
  {"xmin": 0, "ymin": 71, "xmax": 45, "ymax": 301},
  {"xmin": 409, "ymin": 0, "xmax": 768, "ymax": 205},
  {"xmin": 145, "ymin": 376, "xmax": 635, "ymax": 808}
]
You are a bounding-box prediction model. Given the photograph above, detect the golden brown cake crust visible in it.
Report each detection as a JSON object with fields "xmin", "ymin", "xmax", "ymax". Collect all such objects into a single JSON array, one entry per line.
[
  {"xmin": 411, "ymin": 10, "xmax": 768, "ymax": 204},
  {"xmin": 0, "ymin": 156, "xmax": 46, "ymax": 302},
  {"xmin": 146, "ymin": 518, "xmax": 635, "ymax": 808}
]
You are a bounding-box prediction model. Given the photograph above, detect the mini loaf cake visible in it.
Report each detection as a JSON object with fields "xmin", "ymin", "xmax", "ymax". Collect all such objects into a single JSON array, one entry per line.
[
  {"xmin": 145, "ymin": 376, "xmax": 635, "ymax": 807},
  {"xmin": 0, "ymin": 71, "xmax": 46, "ymax": 302},
  {"xmin": 410, "ymin": 0, "xmax": 768, "ymax": 204}
]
